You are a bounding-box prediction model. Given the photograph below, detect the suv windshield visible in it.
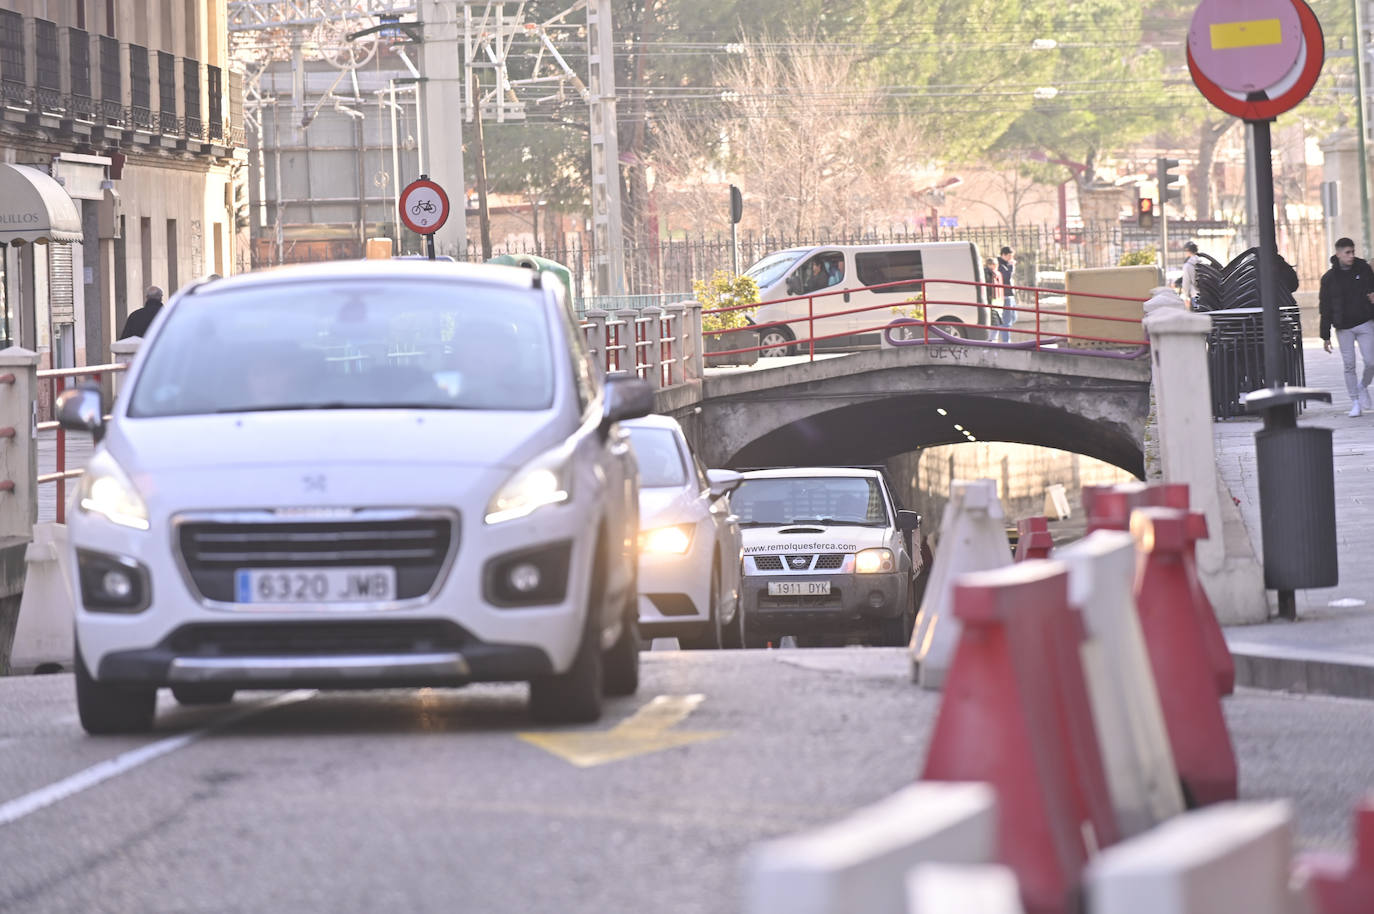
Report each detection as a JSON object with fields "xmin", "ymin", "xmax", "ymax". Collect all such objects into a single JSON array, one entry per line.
[
  {"xmin": 743, "ymin": 250, "xmax": 805, "ymax": 290},
  {"xmin": 732, "ymin": 476, "xmax": 888, "ymax": 526},
  {"xmin": 129, "ymin": 279, "xmax": 555, "ymax": 416}
]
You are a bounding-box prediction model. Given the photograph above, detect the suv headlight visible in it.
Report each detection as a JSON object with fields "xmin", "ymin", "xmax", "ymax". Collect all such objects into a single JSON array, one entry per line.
[
  {"xmin": 855, "ymin": 547, "xmax": 894, "ymax": 574},
  {"xmin": 640, "ymin": 524, "xmax": 693, "ymax": 555},
  {"xmin": 485, "ymin": 446, "xmax": 573, "ymax": 525},
  {"xmin": 78, "ymin": 451, "xmax": 150, "ymax": 531}
]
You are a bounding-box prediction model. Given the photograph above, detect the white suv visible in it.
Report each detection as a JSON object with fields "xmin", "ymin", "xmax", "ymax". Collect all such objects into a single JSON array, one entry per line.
[
  {"xmin": 731, "ymin": 467, "xmax": 923, "ymax": 646},
  {"xmin": 59, "ymin": 261, "xmax": 653, "ymax": 733}
]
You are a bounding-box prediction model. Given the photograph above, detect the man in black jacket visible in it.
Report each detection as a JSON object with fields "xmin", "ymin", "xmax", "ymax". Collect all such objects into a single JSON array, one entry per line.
[
  {"xmin": 1320, "ymin": 238, "xmax": 1374, "ymax": 417},
  {"xmin": 119, "ymin": 286, "xmax": 163, "ymax": 340}
]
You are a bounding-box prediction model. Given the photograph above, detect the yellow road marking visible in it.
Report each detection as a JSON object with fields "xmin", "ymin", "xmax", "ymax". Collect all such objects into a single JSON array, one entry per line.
[
  {"xmin": 518, "ymin": 694, "xmax": 722, "ymax": 768},
  {"xmin": 1210, "ymin": 19, "xmax": 1282, "ymax": 50}
]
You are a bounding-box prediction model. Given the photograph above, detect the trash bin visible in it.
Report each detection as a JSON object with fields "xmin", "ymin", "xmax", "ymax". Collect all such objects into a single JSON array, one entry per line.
[
  {"xmin": 486, "ymin": 253, "xmax": 573, "ymax": 299},
  {"xmin": 1254, "ymin": 424, "xmax": 1338, "ymax": 590}
]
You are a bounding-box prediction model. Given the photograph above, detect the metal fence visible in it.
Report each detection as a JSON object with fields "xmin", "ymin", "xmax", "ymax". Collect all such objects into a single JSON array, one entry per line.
[{"xmin": 459, "ymin": 218, "xmax": 1332, "ymax": 312}]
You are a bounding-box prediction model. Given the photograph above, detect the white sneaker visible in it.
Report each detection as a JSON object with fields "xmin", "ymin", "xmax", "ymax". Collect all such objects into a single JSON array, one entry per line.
[
  {"xmin": 1361, "ymin": 388, "xmax": 1372, "ymax": 409},
  {"xmin": 1350, "ymin": 402, "xmax": 1363, "ymax": 418}
]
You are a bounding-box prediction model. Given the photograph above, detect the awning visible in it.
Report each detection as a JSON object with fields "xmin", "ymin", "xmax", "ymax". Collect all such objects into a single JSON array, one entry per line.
[{"xmin": 0, "ymin": 163, "xmax": 83, "ymax": 245}]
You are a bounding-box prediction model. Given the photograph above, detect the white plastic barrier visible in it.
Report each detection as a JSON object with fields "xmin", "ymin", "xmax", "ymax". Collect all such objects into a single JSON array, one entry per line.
[
  {"xmin": 906, "ymin": 862, "xmax": 1025, "ymax": 913},
  {"xmin": 9, "ymin": 522, "xmax": 75, "ymax": 673},
  {"xmin": 1085, "ymin": 801, "xmax": 1294, "ymax": 914},
  {"xmin": 1056, "ymin": 530, "xmax": 1185, "ymax": 837},
  {"xmin": 742, "ymin": 782, "xmax": 997, "ymax": 914},
  {"xmin": 910, "ymin": 479, "xmax": 1012, "ymax": 690}
]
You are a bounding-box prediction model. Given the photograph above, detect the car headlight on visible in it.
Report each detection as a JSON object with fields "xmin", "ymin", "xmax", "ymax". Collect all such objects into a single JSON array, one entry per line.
[
  {"xmin": 78, "ymin": 451, "xmax": 150, "ymax": 531},
  {"xmin": 854, "ymin": 547, "xmax": 894, "ymax": 574},
  {"xmin": 640, "ymin": 524, "xmax": 693, "ymax": 555},
  {"xmin": 485, "ymin": 447, "xmax": 573, "ymax": 524}
]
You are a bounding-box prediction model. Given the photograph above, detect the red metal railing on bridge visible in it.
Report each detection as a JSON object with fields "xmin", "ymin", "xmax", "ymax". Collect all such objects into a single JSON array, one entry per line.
[{"xmin": 700, "ymin": 277, "xmax": 1152, "ymax": 362}]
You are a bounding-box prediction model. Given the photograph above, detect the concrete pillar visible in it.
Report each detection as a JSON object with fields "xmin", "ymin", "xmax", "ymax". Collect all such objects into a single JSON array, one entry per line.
[
  {"xmin": 0, "ymin": 347, "xmax": 40, "ymax": 674},
  {"xmin": 1319, "ymin": 129, "xmax": 1361, "ymax": 253},
  {"xmin": 662, "ymin": 303, "xmax": 686, "ymax": 387},
  {"xmin": 684, "ymin": 300, "xmax": 704, "ymax": 382},
  {"xmin": 420, "ymin": 0, "xmax": 468, "ymax": 258},
  {"xmin": 583, "ymin": 309, "xmax": 608, "ymax": 377},
  {"xmin": 642, "ymin": 306, "xmax": 664, "ymax": 389},
  {"xmin": 110, "ymin": 337, "xmax": 141, "ymax": 398},
  {"xmin": 616, "ymin": 308, "xmax": 639, "ymax": 376},
  {"xmin": 1143, "ymin": 291, "xmax": 1266, "ymax": 624}
]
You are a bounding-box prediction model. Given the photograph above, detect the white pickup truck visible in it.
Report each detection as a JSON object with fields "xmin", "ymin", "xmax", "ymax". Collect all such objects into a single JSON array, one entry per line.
[{"xmin": 730, "ymin": 467, "xmax": 926, "ymax": 647}]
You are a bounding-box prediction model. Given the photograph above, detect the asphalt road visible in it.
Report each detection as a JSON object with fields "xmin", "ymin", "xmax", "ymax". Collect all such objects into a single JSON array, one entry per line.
[{"xmin": 0, "ymin": 648, "xmax": 1370, "ymax": 914}]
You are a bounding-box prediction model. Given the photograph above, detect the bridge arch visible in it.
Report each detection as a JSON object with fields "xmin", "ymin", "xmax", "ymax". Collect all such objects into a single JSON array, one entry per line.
[{"xmin": 664, "ymin": 344, "xmax": 1151, "ymax": 476}]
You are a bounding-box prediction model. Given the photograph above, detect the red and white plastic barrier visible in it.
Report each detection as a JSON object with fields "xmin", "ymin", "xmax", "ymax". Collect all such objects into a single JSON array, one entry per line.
[
  {"xmin": 910, "ymin": 479, "xmax": 1012, "ymax": 690},
  {"xmin": 1294, "ymin": 794, "xmax": 1374, "ymax": 914},
  {"xmin": 741, "ymin": 782, "xmax": 997, "ymax": 914},
  {"xmin": 1085, "ymin": 801, "xmax": 1295, "ymax": 914},
  {"xmin": 1014, "ymin": 516, "xmax": 1054, "ymax": 562},
  {"xmin": 1056, "ymin": 529, "xmax": 1185, "ymax": 838},
  {"xmin": 1131, "ymin": 507, "xmax": 1238, "ymax": 807},
  {"xmin": 920, "ymin": 561, "xmax": 1117, "ymax": 914}
]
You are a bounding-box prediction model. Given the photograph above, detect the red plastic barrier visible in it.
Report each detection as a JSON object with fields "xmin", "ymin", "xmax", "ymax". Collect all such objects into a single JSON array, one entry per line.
[
  {"xmin": 921, "ymin": 562, "xmax": 1117, "ymax": 914},
  {"xmin": 1131, "ymin": 507, "xmax": 1238, "ymax": 807},
  {"xmin": 1085, "ymin": 486, "xmax": 1146, "ymax": 534},
  {"xmin": 1298, "ymin": 796, "xmax": 1374, "ymax": 913},
  {"xmin": 1015, "ymin": 516, "xmax": 1054, "ymax": 561},
  {"xmin": 1144, "ymin": 483, "xmax": 1235, "ymax": 696}
]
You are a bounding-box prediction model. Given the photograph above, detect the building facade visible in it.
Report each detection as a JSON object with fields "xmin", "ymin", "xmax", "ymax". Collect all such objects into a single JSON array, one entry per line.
[{"xmin": 0, "ymin": 0, "xmax": 244, "ymax": 376}]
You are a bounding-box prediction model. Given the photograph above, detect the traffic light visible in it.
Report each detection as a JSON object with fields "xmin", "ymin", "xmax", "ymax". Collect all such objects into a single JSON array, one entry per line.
[
  {"xmin": 1137, "ymin": 196, "xmax": 1155, "ymax": 230},
  {"xmin": 1158, "ymin": 157, "xmax": 1182, "ymax": 206},
  {"xmin": 729, "ymin": 184, "xmax": 743, "ymax": 224}
]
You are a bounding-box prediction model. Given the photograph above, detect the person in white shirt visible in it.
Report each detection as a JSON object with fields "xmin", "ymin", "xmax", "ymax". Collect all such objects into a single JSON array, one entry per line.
[{"xmin": 1181, "ymin": 241, "xmax": 1200, "ymax": 308}]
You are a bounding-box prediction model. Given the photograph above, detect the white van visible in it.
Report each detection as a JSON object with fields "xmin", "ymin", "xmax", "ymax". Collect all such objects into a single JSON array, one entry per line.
[{"xmin": 742, "ymin": 242, "xmax": 991, "ymax": 355}]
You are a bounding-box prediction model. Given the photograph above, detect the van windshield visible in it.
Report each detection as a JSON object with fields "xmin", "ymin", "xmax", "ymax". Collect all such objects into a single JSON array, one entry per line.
[{"xmin": 744, "ymin": 250, "xmax": 804, "ymax": 290}]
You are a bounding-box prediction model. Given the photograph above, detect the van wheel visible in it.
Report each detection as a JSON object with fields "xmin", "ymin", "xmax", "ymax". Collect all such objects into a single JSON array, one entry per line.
[
  {"xmin": 933, "ymin": 319, "xmax": 968, "ymax": 340},
  {"xmin": 758, "ymin": 327, "xmax": 797, "ymax": 357},
  {"xmin": 75, "ymin": 646, "xmax": 156, "ymax": 735}
]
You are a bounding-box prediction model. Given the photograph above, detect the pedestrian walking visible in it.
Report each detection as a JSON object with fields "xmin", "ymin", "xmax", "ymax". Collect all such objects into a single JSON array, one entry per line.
[
  {"xmin": 1318, "ymin": 237, "xmax": 1374, "ymax": 417},
  {"xmin": 1181, "ymin": 241, "xmax": 1201, "ymax": 307},
  {"xmin": 119, "ymin": 286, "xmax": 164, "ymax": 340},
  {"xmin": 996, "ymin": 246, "xmax": 1016, "ymax": 343},
  {"xmin": 982, "ymin": 256, "xmax": 1000, "ymax": 329}
]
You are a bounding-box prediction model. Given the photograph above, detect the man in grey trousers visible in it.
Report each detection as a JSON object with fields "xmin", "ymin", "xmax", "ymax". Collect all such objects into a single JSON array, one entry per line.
[{"xmin": 1319, "ymin": 237, "xmax": 1374, "ymax": 417}]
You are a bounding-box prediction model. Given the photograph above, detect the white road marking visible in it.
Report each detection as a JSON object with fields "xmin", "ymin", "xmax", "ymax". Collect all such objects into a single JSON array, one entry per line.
[{"xmin": 0, "ymin": 690, "xmax": 315, "ymax": 828}]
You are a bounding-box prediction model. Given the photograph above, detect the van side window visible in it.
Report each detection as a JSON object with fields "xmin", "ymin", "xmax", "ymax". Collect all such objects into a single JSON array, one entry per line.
[
  {"xmin": 855, "ymin": 251, "xmax": 924, "ymax": 294},
  {"xmin": 794, "ymin": 253, "xmax": 845, "ymax": 294}
]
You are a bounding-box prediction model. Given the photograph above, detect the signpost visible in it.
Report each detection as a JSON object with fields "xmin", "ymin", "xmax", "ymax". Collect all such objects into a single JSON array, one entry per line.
[
  {"xmin": 1187, "ymin": 0, "xmax": 1334, "ymax": 620},
  {"xmin": 398, "ymin": 175, "xmax": 450, "ymax": 260}
]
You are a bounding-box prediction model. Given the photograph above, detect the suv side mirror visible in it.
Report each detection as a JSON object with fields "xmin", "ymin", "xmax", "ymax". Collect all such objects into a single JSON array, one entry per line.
[
  {"xmin": 706, "ymin": 468, "xmax": 743, "ymax": 499},
  {"xmin": 897, "ymin": 510, "xmax": 921, "ymax": 532},
  {"xmin": 56, "ymin": 383, "xmax": 106, "ymax": 443},
  {"xmin": 601, "ymin": 376, "xmax": 654, "ymax": 431}
]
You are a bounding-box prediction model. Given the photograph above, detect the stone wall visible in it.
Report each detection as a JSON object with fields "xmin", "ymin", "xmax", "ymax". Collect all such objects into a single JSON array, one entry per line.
[{"xmin": 886, "ymin": 443, "xmax": 1138, "ymax": 545}]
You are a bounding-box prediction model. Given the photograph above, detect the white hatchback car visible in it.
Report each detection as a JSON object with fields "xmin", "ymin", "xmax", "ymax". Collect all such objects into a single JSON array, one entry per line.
[
  {"xmin": 623, "ymin": 415, "xmax": 744, "ymax": 649},
  {"xmin": 59, "ymin": 261, "xmax": 653, "ymax": 733}
]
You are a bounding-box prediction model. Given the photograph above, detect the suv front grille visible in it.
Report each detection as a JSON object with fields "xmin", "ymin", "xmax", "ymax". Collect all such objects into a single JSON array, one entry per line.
[
  {"xmin": 814, "ymin": 554, "xmax": 846, "ymax": 570},
  {"xmin": 177, "ymin": 516, "xmax": 456, "ymax": 603},
  {"xmin": 753, "ymin": 555, "xmax": 783, "ymax": 571}
]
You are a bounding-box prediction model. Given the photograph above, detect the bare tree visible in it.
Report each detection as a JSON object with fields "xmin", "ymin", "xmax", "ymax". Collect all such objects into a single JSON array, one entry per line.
[{"xmin": 649, "ymin": 31, "xmax": 926, "ymax": 242}]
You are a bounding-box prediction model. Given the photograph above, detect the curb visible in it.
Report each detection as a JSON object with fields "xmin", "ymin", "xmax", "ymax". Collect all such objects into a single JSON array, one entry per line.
[{"xmin": 1229, "ymin": 641, "xmax": 1374, "ymax": 701}]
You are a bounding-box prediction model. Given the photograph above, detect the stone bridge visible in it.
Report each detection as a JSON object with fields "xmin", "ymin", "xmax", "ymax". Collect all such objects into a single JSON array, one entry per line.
[{"xmin": 653, "ymin": 343, "xmax": 1153, "ymax": 476}]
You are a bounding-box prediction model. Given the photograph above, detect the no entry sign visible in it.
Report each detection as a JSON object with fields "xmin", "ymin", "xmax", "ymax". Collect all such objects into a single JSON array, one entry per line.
[{"xmin": 1187, "ymin": 0, "xmax": 1324, "ymax": 121}]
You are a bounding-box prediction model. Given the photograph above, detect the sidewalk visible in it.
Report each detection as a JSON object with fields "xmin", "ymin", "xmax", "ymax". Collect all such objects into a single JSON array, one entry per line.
[{"xmin": 1216, "ymin": 337, "xmax": 1374, "ymax": 698}]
